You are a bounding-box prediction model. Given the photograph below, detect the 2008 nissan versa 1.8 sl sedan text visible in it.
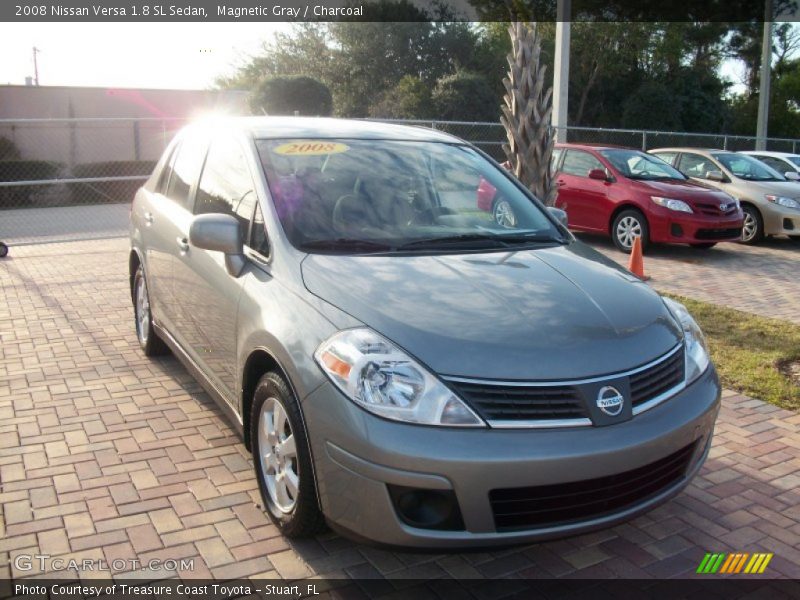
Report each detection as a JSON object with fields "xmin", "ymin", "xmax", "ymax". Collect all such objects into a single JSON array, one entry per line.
[{"xmin": 130, "ymin": 118, "xmax": 720, "ymax": 549}]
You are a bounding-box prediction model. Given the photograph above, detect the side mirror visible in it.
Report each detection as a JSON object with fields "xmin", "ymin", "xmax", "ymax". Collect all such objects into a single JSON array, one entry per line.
[
  {"xmin": 706, "ymin": 170, "xmax": 726, "ymax": 182},
  {"xmin": 548, "ymin": 206, "xmax": 569, "ymax": 228},
  {"xmin": 189, "ymin": 213, "xmax": 246, "ymax": 277},
  {"xmin": 785, "ymin": 171, "xmax": 800, "ymax": 181},
  {"xmin": 588, "ymin": 168, "xmax": 608, "ymax": 181}
]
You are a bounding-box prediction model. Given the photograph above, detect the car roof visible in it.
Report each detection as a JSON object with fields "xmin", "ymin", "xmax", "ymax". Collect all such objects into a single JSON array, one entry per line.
[
  {"xmin": 648, "ymin": 147, "xmax": 726, "ymax": 154},
  {"xmin": 555, "ymin": 142, "xmax": 632, "ymax": 151},
  {"xmin": 188, "ymin": 116, "xmax": 463, "ymax": 143},
  {"xmin": 740, "ymin": 150, "xmax": 800, "ymax": 158}
]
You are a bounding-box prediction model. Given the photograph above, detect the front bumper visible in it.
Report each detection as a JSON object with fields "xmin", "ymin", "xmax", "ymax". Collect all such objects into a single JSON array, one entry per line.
[
  {"xmin": 648, "ymin": 209, "xmax": 743, "ymax": 244},
  {"xmin": 761, "ymin": 202, "xmax": 800, "ymax": 236},
  {"xmin": 301, "ymin": 366, "xmax": 721, "ymax": 548}
]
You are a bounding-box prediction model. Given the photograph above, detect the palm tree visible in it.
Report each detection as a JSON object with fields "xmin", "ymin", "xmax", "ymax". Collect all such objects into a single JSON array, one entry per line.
[{"xmin": 501, "ymin": 22, "xmax": 556, "ymax": 205}]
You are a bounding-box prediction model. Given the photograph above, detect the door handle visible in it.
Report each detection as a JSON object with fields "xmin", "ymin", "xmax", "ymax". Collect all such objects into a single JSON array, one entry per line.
[
  {"xmin": 177, "ymin": 237, "xmax": 189, "ymax": 252},
  {"xmin": 143, "ymin": 211, "xmax": 154, "ymax": 224}
]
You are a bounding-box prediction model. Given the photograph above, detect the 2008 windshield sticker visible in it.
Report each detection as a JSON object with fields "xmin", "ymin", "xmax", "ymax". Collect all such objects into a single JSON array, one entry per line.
[{"xmin": 274, "ymin": 141, "xmax": 350, "ymax": 156}]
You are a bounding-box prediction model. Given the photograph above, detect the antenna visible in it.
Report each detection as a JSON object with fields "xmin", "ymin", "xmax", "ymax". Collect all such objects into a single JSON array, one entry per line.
[{"xmin": 32, "ymin": 46, "xmax": 40, "ymax": 86}]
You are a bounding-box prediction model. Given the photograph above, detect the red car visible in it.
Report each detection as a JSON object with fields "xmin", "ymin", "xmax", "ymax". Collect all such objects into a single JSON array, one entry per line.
[{"xmin": 548, "ymin": 144, "xmax": 744, "ymax": 252}]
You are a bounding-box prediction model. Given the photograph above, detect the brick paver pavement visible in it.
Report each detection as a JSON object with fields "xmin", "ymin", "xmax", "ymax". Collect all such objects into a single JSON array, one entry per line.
[
  {"xmin": 1, "ymin": 238, "xmax": 799, "ymax": 581},
  {"xmin": 583, "ymin": 234, "xmax": 800, "ymax": 326}
]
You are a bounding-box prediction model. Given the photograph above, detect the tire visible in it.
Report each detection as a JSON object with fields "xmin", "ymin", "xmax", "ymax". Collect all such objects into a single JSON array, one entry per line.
[
  {"xmin": 789, "ymin": 235, "xmax": 800, "ymax": 243},
  {"xmin": 611, "ymin": 209, "xmax": 650, "ymax": 254},
  {"xmin": 133, "ymin": 265, "xmax": 169, "ymax": 356},
  {"xmin": 740, "ymin": 205, "xmax": 764, "ymax": 244},
  {"xmin": 493, "ymin": 199, "xmax": 517, "ymax": 228},
  {"xmin": 690, "ymin": 243, "xmax": 717, "ymax": 249},
  {"xmin": 0, "ymin": 242, "xmax": 7, "ymax": 258},
  {"xmin": 251, "ymin": 372, "xmax": 325, "ymax": 538}
]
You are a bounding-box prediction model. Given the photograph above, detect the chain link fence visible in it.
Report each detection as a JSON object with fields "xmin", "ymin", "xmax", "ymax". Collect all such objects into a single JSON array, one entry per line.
[{"xmin": 2, "ymin": 117, "xmax": 799, "ymax": 248}]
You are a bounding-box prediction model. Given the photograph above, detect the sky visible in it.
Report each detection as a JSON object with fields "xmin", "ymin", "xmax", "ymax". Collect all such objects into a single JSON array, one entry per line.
[
  {"xmin": 0, "ymin": 23, "xmax": 291, "ymax": 89},
  {"xmin": 0, "ymin": 22, "xmax": 747, "ymax": 93}
]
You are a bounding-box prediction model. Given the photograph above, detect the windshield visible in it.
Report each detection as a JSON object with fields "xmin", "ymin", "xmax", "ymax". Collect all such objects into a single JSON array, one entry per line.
[
  {"xmin": 599, "ymin": 149, "xmax": 686, "ymax": 181},
  {"xmin": 256, "ymin": 139, "xmax": 564, "ymax": 253},
  {"xmin": 712, "ymin": 152, "xmax": 786, "ymax": 181}
]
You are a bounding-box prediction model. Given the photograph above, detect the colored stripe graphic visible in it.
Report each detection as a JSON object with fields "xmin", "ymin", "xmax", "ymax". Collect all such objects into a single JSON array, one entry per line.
[{"xmin": 700, "ymin": 552, "xmax": 774, "ymax": 574}]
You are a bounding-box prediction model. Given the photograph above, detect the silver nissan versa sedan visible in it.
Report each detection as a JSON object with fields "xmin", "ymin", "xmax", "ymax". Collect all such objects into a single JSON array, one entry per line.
[{"xmin": 130, "ymin": 118, "xmax": 720, "ymax": 548}]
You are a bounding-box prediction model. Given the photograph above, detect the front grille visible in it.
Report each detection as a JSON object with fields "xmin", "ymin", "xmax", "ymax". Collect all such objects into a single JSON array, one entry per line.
[
  {"xmin": 630, "ymin": 346, "xmax": 684, "ymax": 408},
  {"xmin": 696, "ymin": 227, "xmax": 742, "ymax": 240},
  {"xmin": 489, "ymin": 442, "xmax": 697, "ymax": 531},
  {"xmin": 694, "ymin": 201, "xmax": 739, "ymax": 217},
  {"xmin": 449, "ymin": 382, "xmax": 587, "ymax": 422}
]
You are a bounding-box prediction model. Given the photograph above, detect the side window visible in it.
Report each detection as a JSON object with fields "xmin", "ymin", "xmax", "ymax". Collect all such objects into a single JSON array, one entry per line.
[
  {"xmin": 250, "ymin": 203, "xmax": 270, "ymax": 258},
  {"xmin": 195, "ymin": 135, "xmax": 257, "ymax": 238},
  {"xmin": 652, "ymin": 151, "xmax": 677, "ymax": 165},
  {"xmin": 157, "ymin": 145, "xmax": 178, "ymax": 194},
  {"xmin": 677, "ymin": 153, "xmax": 717, "ymax": 179},
  {"xmin": 560, "ymin": 150, "xmax": 604, "ymax": 177},
  {"xmin": 165, "ymin": 133, "xmax": 208, "ymax": 208},
  {"xmin": 758, "ymin": 156, "xmax": 788, "ymax": 173},
  {"xmin": 550, "ymin": 148, "xmax": 563, "ymax": 174}
]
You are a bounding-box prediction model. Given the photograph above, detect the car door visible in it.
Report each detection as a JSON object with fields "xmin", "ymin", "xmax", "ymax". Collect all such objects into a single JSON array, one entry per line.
[
  {"xmin": 172, "ymin": 133, "xmax": 258, "ymax": 401},
  {"xmin": 145, "ymin": 133, "xmax": 207, "ymax": 336},
  {"xmin": 554, "ymin": 149, "xmax": 609, "ymax": 231}
]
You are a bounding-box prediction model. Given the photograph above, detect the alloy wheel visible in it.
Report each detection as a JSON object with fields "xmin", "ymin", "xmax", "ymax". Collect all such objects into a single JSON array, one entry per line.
[
  {"xmin": 494, "ymin": 200, "xmax": 517, "ymax": 228},
  {"xmin": 616, "ymin": 215, "xmax": 642, "ymax": 249},
  {"xmin": 135, "ymin": 276, "xmax": 150, "ymax": 345},
  {"xmin": 258, "ymin": 397, "xmax": 299, "ymax": 513},
  {"xmin": 742, "ymin": 211, "xmax": 757, "ymax": 242}
]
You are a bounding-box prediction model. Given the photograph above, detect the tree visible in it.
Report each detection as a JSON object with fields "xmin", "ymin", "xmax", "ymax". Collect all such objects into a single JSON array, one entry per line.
[
  {"xmin": 250, "ymin": 76, "xmax": 333, "ymax": 116},
  {"xmin": 0, "ymin": 137, "xmax": 21, "ymax": 161},
  {"xmin": 432, "ymin": 71, "xmax": 498, "ymax": 121},
  {"xmin": 501, "ymin": 22, "xmax": 556, "ymax": 206},
  {"xmin": 369, "ymin": 76, "xmax": 433, "ymax": 119}
]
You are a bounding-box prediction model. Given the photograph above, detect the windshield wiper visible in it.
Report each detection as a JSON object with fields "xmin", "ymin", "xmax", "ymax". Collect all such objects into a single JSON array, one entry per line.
[
  {"xmin": 298, "ymin": 238, "xmax": 394, "ymax": 253},
  {"xmin": 397, "ymin": 232, "xmax": 564, "ymax": 250}
]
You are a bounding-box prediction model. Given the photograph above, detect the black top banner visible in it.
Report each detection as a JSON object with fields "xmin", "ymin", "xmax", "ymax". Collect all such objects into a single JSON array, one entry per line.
[{"xmin": 1, "ymin": 0, "xmax": 798, "ymax": 23}]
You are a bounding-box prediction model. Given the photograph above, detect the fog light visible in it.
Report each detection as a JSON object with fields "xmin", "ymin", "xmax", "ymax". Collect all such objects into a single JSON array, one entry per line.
[
  {"xmin": 784, "ymin": 218, "xmax": 794, "ymax": 231},
  {"xmin": 387, "ymin": 485, "xmax": 465, "ymax": 531},
  {"xmin": 670, "ymin": 223, "xmax": 684, "ymax": 237}
]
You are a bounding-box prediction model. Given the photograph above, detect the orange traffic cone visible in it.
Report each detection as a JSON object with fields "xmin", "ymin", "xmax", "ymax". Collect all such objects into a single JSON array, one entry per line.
[{"xmin": 628, "ymin": 237, "xmax": 650, "ymax": 281}]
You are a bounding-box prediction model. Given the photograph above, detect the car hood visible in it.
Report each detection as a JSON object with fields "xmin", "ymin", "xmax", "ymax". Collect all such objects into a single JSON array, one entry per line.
[
  {"xmin": 631, "ymin": 178, "xmax": 732, "ymax": 201},
  {"xmin": 301, "ymin": 243, "xmax": 682, "ymax": 380},
  {"xmin": 731, "ymin": 179, "xmax": 800, "ymax": 197}
]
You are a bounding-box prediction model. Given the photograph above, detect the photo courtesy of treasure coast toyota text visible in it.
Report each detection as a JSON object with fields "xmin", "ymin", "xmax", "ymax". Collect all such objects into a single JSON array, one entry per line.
[{"xmin": 1, "ymin": 0, "xmax": 799, "ymax": 598}]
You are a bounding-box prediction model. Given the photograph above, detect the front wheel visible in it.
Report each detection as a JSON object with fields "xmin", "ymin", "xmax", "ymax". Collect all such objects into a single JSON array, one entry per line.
[
  {"xmin": 251, "ymin": 372, "xmax": 325, "ymax": 538},
  {"xmin": 493, "ymin": 199, "xmax": 517, "ymax": 228},
  {"xmin": 741, "ymin": 205, "xmax": 764, "ymax": 244},
  {"xmin": 690, "ymin": 243, "xmax": 717, "ymax": 250},
  {"xmin": 611, "ymin": 209, "xmax": 650, "ymax": 254},
  {"xmin": 789, "ymin": 235, "xmax": 800, "ymax": 243}
]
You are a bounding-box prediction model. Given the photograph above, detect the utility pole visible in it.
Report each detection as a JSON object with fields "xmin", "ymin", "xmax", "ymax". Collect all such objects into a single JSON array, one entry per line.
[
  {"xmin": 552, "ymin": 0, "xmax": 571, "ymax": 143},
  {"xmin": 32, "ymin": 46, "xmax": 40, "ymax": 86},
  {"xmin": 755, "ymin": 0, "xmax": 772, "ymax": 150}
]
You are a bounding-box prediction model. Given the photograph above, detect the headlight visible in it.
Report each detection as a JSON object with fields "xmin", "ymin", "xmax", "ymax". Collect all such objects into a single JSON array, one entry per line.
[
  {"xmin": 314, "ymin": 328, "xmax": 484, "ymax": 427},
  {"xmin": 662, "ymin": 298, "xmax": 710, "ymax": 384},
  {"xmin": 651, "ymin": 196, "xmax": 693, "ymax": 213},
  {"xmin": 765, "ymin": 194, "xmax": 800, "ymax": 209}
]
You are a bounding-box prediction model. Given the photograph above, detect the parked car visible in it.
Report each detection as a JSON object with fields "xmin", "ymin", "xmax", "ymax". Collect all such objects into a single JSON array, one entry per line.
[
  {"xmin": 740, "ymin": 150, "xmax": 800, "ymax": 181},
  {"xmin": 130, "ymin": 118, "xmax": 720, "ymax": 548},
  {"xmin": 649, "ymin": 148, "xmax": 800, "ymax": 244},
  {"xmin": 545, "ymin": 143, "xmax": 742, "ymax": 252}
]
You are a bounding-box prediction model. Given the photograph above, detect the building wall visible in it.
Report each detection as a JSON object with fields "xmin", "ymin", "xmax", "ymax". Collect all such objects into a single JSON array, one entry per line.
[{"xmin": 0, "ymin": 85, "xmax": 250, "ymax": 166}]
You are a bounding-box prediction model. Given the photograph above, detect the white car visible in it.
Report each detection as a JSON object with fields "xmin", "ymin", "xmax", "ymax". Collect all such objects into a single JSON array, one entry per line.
[{"xmin": 740, "ymin": 151, "xmax": 800, "ymax": 182}]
